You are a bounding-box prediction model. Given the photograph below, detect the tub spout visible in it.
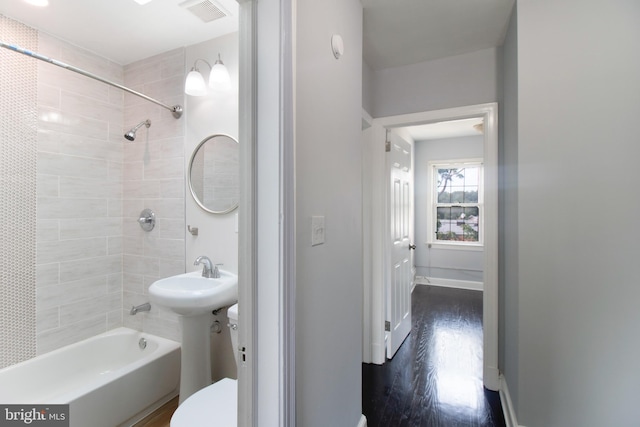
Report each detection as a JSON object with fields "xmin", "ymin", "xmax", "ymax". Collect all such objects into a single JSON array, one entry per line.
[{"xmin": 130, "ymin": 302, "xmax": 151, "ymax": 315}]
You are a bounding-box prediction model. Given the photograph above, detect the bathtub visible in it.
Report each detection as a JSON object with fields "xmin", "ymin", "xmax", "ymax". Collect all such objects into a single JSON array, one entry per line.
[{"xmin": 0, "ymin": 327, "xmax": 180, "ymax": 427}]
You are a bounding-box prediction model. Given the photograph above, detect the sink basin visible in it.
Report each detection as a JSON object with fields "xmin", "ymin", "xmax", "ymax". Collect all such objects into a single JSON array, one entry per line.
[
  {"xmin": 149, "ymin": 270, "xmax": 238, "ymax": 316},
  {"xmin": 149, "ymin": 268, "xmax": 238, "ymax": 403}
]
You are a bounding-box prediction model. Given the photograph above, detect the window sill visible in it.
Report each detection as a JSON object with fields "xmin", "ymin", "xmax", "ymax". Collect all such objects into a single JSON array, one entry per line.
[{"xmin": 425, "ymin": 242, "xmax": 484, "ymax": 251}]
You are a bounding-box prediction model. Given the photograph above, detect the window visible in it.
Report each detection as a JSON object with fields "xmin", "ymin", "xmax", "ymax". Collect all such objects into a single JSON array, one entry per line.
[{"xmin": 429, "ymin": 160, "xmax": 483, "ymax": 245}]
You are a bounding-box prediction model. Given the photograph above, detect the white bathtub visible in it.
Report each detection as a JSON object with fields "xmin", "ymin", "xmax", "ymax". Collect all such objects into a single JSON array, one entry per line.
[{"xmin": 0, "ymin": 327, "xmax": 180, "ymax": 427}]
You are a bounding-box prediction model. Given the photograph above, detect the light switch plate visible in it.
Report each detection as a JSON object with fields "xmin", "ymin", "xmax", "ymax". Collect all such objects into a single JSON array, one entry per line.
[{"xmin": 311, "ymin": 216, "xmax": 325, "ymax": 246}]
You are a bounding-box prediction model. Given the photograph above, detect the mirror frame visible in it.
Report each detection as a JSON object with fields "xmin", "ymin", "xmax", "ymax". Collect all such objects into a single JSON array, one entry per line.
[{"xmin": 188, "ymin": 133, "xmax": 239, "ymax": 214}]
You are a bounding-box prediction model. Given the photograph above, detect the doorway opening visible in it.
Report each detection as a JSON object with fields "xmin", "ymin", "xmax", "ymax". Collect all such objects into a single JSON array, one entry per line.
[{"xmin": 362, "ymin": 103, "xmax": 499, "ymax": 391}]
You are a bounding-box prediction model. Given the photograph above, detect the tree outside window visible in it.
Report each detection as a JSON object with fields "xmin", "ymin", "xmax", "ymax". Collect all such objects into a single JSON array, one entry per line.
[{"xmin": 432, "ymin": 162, "xmax": 483, "ymax": 244}]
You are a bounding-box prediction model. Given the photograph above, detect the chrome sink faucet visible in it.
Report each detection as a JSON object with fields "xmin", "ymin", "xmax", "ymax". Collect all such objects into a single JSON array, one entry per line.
[{"xmin": 194, "ymin": 255, "xmax": 219, "ymax": 278}]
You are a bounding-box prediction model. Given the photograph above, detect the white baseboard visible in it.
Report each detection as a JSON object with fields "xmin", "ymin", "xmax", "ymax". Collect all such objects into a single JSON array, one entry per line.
[
  {"xmin": 357, "ymin": 414, "xmax": 367, "ymax": 427},
  {"xmin": 500, "ymin": 374, "xmax": 524, "ymax": 427},
  {"xmin": 415, "ymin": 276, "xmax": 483, "ymax": 291}
]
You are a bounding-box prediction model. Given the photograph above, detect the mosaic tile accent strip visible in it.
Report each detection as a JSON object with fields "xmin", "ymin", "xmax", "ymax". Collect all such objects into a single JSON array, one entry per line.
[{"xmin": 0, "ymin": 15, "xmax": 38, "ymax": 369}]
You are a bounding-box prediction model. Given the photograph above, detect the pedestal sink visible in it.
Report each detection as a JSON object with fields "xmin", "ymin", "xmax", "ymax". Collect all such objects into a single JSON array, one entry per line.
[{"xmin": 149, "ymin": 270, "xmax": 238, "ymax": 403}]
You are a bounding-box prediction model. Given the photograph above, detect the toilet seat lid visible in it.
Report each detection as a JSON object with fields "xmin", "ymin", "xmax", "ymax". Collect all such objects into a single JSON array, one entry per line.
[{"xmin": 171, "ymin": 378, "xmax": 237, "ymax": 427}]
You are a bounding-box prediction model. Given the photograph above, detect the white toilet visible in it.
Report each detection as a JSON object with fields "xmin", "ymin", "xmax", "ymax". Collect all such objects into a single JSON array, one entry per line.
[{"xmin": 171, "ymin": 303, "xmax": 240, "ymax": 427}]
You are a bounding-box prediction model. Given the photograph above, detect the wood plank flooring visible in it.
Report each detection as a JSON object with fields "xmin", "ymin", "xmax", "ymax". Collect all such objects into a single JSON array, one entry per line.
[
  {"xmin": 132, "ymin": 396, "xmax": 178, "ymax": 427},
  {"xmin": 362, "ymin": 285, "xmax": 506, "ymax": 427}
]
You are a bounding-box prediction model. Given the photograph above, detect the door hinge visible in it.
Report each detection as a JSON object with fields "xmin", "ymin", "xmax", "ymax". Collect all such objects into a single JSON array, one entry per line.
[
  {"xmin": 385, "ymin": 320, "xmax": 391, "ymax": 332},
  {"xmin": 385, "ymin": 140, "xmax": 391, "ymax": 152},
  {"xmin": 239, "ymin": 346, "xmax": 246, "ymax": 363}
]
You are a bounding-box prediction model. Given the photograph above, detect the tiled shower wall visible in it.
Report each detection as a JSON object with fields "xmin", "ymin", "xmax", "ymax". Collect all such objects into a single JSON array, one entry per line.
[
  {"xmin": 0, "ymin": 16, "xmax": 38, "ymax": 369},
  {"xmin": 2, "ymin": 14, "xmax": 186, "ymax": 363},
  {"xmin": 121, "ymin": 49, "xmax": 185, "ymax": 342},
  {"xmin": 35, "ymin": 33, "xmax": 125, "ymax": 354}
]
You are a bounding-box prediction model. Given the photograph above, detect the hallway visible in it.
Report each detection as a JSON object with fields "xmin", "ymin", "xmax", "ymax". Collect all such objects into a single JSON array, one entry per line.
[{"xmin": 362, "ymin": 285, "xmax": 505, "ymax": 427}]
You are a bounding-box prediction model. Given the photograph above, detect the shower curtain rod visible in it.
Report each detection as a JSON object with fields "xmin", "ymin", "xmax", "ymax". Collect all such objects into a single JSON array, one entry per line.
[{"xmin": 0, "ymin": 41, "xmax": 183, "ymax": 119}]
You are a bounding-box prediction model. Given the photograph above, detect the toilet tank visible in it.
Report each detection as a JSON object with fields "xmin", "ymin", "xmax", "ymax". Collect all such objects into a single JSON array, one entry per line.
[
  {"xmin": 228, "ymin": 303, "xmax": 238, "ymax": 323},
  {"xmin": 227, "ymin": 303, "xmax": 240, "ymax": 368}
]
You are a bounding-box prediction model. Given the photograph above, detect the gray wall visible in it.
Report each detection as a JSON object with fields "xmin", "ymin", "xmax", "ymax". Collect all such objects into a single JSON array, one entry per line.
[
  {"xmin": 499, "ymin": 2, "xmax": 519, "ymax": 415},
  {"xmin": 508, "ymin": 1, "xmax": 640, "ymax": 425},
  {"xmin": 414, "ymin": 136, "xmax": 484, "ymax": 282},
  {"xmin": 370, "ymin": 47, "xmax": 499, "ymax": 118},
  {"xmin": 295, "ymin": 0, "xmax": 363, "ymax": 426},
  {"xmin": 362, "ymin": 60, "xmax": 374, "ymax": 115}
]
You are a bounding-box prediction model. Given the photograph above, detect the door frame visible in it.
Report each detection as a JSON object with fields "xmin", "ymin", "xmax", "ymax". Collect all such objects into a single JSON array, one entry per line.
[
  {"xmin": 363, "ymin": 102, "xmax": 500, "ymax": 391},
  {"xmin": 237, "ymin": 0, "xmax": 296, "ymax": 425}
]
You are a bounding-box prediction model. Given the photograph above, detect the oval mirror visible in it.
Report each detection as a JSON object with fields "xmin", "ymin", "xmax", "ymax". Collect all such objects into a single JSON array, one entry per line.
[{"xmin": 188, "ymin": 134, "xmax": 239, "ymax": 214}]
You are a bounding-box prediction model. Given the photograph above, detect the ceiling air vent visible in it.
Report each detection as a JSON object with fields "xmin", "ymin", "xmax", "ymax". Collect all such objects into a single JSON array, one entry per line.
[{"xmin": 179, "ymin": 0, "xmax": 229, "ymax": 23}]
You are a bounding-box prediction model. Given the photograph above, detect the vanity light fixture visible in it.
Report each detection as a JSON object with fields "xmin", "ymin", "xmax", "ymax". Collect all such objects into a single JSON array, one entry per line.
[
  {"xmin": 133, "ymin": 0, "xmax": 154, "ymax": 5},
  {"xmin": 208, "ymin": 54, "xmax": 231, "ymax": 91},
  {"xmin": 184, "ymin": 54, "xmax": 231, "ymax": 96}
]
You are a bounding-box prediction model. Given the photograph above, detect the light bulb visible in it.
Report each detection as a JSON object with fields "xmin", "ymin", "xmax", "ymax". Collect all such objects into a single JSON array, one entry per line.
[
  {"xmin": 185, "ymin": 69, "xmax": 207, "ymax": 96},
  {"xmin": 208, "ymin": 56, "xmax": 231, "ymax": 91}
]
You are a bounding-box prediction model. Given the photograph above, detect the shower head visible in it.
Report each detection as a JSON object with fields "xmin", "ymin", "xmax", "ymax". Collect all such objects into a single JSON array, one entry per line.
[{"xmin": 124, "ymin": 119, "xmax": 151, "ymax": 141}]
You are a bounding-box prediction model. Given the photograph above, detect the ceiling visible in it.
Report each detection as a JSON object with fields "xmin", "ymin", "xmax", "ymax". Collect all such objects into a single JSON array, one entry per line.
[
  {"xmin": 1, "ymin": 0, "xmax": 512, "ymax": 141},
  {"xmin": 0, "ymin": 0, "xmax": 239, "ymax": 65},
  {"xmin": 362, "ymin": 0, "xmax": 514, "ymax": 70},
  {"xmin": 1, "ymin": 0, "xmax": 514, "ymax": 69},
  {"xmin": 403, "ymin": 118, "xmax": 484, "ymax": 142}
]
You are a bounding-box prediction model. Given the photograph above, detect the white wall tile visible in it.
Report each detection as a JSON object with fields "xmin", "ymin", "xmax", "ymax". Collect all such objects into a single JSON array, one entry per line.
[
  {"xmin": 36, "ymin": 263, "xmax": 59, "ymax": 288},
  {"xmin": 38, "ymin": 106, "xmax": 110, "ymax": 140},
  {"xmin": 123, "ymin": 273, "xmax": 145, "ymax": 294},
  {"xmin": 161, "ymin": 178, "xmax": 185, "ymax": 199},
  {"xmin": 122, "ymin": 48, "xmax": 186, "ymax": 341},
  {"xmin": 59, "ymin": 254, "xmax": 122, "ymax": 283},
  {"xmin": 144, "ymin": 157, "xmax": 184, "ymax": 180},
  {"xmin": 123, "ymin": 179, "xmax": 161, "ymax": 199},
  {"xmin": 36, "ymin": 306, "xmax": 59, "ymax": 334},
  {"xmin": 108, "ymin": 236, "xmax": 123, "ymax": 255},
  {"xmin": 38, "ymin": 151, "xmax": 109, "ymax": 179},
  {"xmin": 37, "ymin": 315, "xmax": 106, "ymax": 355},
  {"xmin": 37, "ymin": 197, "xmax": 108, "ymax": 220},
  {"xmin": 59, "ymin": 293, "xmax": 121, "ymax": 326},
  {"xmin": 158, "ymin": 217, "xmax": 185, "ymax": 239},
  {"xmin": 107, "ymin": 273, "xmax": 122, "ymax": 294},
  {"xmin": 36, "ymin": 174, "xmax": 59, "ymax": 197},
  {"xmin": 123, "ymin": 255, "xmax": 160, "ymax": 277},
  {"xmin": 37, "ymin": 237, "xmax": 108, "ymax": 264},
  {"xmin": 37, "ymin": 275, "xmax": 107, "ymax": 310},
  {"xmin": 58, "ymin": 217, "xmax": 121, "ymax": 239},
  {"xmin": 37, "ymin": 220, "xmax": 59, "ymax": 242},
  {"xmin": 37, "ymin": 84, "xmax": 60, "ymax": 109},
  {"xmin": 107, "ymin": 309, "xmax": 123, "ymax": 330}
]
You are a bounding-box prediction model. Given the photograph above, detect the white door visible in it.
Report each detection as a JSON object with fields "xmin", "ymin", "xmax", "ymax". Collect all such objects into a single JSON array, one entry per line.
[{"xmin": 386, "ymin": 131, "xmax": 413, "ymax": 359}]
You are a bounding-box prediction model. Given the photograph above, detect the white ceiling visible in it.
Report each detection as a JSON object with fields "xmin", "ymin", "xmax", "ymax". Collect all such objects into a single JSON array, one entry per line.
[
  {"xmin": 0, "ymin": 0, "xmax": 239, "ymax": 65},
  {"xmin": 1, "ymin": 0, "xmax": 514, "ymax": 69},
  {"xmin": 402, "ymin": 118, "xmax": 484, "ymax": 142},
  {"xmin": 362, "ymin": 0, "xmax": 514, "ymax": 70}
]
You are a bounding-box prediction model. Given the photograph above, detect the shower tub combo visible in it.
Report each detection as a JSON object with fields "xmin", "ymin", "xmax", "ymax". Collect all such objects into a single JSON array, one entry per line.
[{"xmin": 0, "ymin": 327, "xmax": 180, "ymax": 427}]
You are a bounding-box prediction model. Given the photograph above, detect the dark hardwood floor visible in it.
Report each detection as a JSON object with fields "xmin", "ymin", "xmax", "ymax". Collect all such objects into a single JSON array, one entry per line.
[{"xmin": 362, "ymin": 285, "xmax": 506, "ymax": 427}]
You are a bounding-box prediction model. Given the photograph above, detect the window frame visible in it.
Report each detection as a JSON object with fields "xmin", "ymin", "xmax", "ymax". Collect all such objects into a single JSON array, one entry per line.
[{"xmin": 427, "ymin": 158, "xmax": 484, "ymax": 248}]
